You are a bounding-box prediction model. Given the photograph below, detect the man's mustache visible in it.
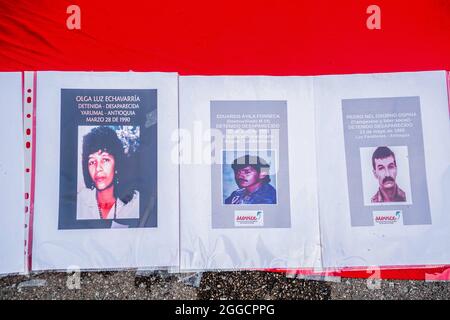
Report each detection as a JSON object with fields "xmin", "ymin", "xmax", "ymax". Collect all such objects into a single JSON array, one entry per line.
[{"xmin": 382, "ymin": 176, "xmax": 395, "ymax": 184}]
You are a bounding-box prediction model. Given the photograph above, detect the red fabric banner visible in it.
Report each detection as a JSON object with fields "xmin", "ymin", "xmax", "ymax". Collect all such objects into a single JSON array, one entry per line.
[{"xmin": 1, "ymin": 0, "xmax": 449, "ymax": 74}]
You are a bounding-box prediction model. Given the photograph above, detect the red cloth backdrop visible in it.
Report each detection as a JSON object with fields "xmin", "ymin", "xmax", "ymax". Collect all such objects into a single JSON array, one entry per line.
[
  {"xmin": 1, "ymin": 0, "xmax": 449, "ymax": 73},
  {"xmin": 1, "ymin": 0, "xmax": 449, "ymax": 279}
]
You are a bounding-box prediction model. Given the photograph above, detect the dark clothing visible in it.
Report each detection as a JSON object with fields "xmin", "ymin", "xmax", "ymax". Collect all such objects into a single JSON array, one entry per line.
[
  {"xmin": 225, "ymin": 183, "xmax": 277, "ymax": 204},
  {"xmin": 371, "ymin": 184, "xmax": 406, "ymax": 203}
]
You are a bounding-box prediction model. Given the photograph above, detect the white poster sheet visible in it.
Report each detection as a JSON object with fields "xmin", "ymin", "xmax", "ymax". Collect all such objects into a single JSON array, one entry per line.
[
  {"xmin": 315, "ymin": 71, "xmax": 450, "ymax": 268},
  {"xmin": 0, "ymin": 73, "xmax": 25, "ymax": 275},
  {"xmin": 179, "ymin": 76, "xmax": 322, "ymax": 271},
  {"xmin": 32, "ymin": 72, "xmax": 179, "ymax": 271}
]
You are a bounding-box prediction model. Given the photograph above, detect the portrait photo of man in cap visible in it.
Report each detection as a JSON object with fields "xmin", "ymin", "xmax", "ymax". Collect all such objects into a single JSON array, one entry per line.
[{"xmin": 224, "ymin": 154, "xmax": 277, "ymax": 205}]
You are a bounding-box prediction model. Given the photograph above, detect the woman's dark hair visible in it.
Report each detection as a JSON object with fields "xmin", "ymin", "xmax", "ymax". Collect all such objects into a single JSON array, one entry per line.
[{"xmin": 82, "ymin": 126, "xmax": 135, "ymax": 204}]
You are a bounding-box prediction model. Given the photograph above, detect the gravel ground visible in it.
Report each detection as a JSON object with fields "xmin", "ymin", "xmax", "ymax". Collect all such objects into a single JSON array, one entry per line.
[{"xmin": 1, "ymin": 271, "xmax": 449, "ymax": 300}]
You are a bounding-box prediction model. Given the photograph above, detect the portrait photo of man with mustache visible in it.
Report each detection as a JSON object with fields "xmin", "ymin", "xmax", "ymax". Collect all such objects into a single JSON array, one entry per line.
[
  {"xmin": 370, "ymin": 146, "xmax": 407, "ymax": 203},
  {"xmin": 224, "ymin": 155, "xmax": 277, "ymax": 205}
]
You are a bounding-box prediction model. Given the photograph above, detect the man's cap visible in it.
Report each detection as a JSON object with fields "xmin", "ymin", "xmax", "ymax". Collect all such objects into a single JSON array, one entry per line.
[{"xmin": 231, "ymin": 155, "xmax": 270, "ymax": 171}]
